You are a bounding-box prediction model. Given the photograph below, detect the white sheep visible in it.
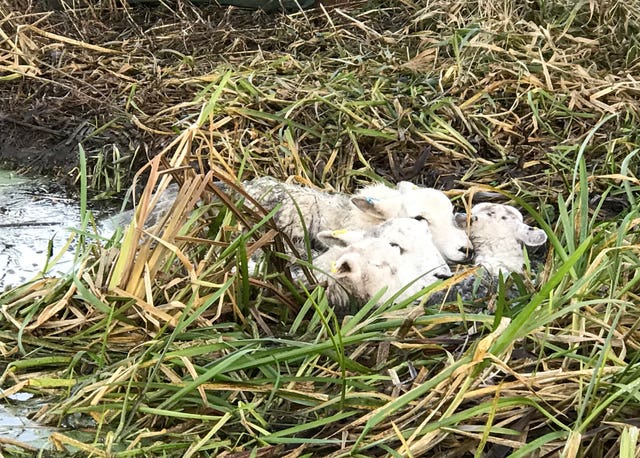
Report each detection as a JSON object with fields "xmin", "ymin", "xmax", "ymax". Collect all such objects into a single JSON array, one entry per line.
[
  {"xmin": 349, "ymin": 181, "xmax": 474, "ymax": 263},
  {"xmin": 310, "ymin": 217, "xmax": 452, "ymax": 308},
  {"xmin": 313, "ymin": 237, "xmax": 408, "ymax": 308},
  {"xmin": 465, "ymin": 202, "xmax": 547, "ymax": 276},
  {"xmin": 243, "ymin": 177, "xmax": 474, "ymax": 264},
  {"xmin": 429, "ymin": 202, "xmax": 547, "ymax": 306}
]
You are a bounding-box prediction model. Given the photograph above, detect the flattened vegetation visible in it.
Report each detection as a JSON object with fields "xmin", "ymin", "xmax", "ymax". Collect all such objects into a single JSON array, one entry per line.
[{"xmin": 0, "ymin": 1, "xmax": 639, "ymax": 456}]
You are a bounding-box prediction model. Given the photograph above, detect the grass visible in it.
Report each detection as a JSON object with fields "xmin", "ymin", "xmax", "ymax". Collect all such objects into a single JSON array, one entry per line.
[{"xmin": 1, "ymin": 0, "xmax": 640, "ymax": 456}]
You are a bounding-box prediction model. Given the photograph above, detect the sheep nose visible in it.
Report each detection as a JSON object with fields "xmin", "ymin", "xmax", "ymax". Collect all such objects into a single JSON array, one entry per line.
[{"xmin": 458, "ymin": 247, "xmax": 475, "ymax": 264}]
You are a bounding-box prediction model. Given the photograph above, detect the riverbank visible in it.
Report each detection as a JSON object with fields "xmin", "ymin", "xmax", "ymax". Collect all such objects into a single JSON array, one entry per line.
[{"xmin": 1, "ymin": 1, "xmax": 331, "ymax": 190}]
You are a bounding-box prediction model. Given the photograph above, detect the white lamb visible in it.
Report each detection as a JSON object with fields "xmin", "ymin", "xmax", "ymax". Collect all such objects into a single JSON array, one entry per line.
[
  {"xmin": 465, "ymin": 202, "xmax": 547, "ymax": 276},
  {"xmin": 310, "ymin": 217, "xmax": 452, "ymax": 308},
  {"xmin": 429, "ymin": 202, "xmax": 547, "ymax": 306},
  {"xmin": 243, "ymin": 177, "xmax": 474, "ymax": 264},
  {"xmin": 350, "ymin": 181, "xmax": 474, "ymax": 263}
]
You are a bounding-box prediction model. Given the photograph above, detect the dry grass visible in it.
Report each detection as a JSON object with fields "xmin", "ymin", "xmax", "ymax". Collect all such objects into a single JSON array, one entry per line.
[{"xmin": 0, "ymin": 0, "xmax": 640, "ymax": 457}]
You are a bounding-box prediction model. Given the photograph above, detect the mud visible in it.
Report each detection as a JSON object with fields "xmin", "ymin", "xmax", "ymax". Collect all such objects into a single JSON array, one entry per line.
[{"xmin": 0, "ymin": 121, "xmax": 71, "ymax": 175}]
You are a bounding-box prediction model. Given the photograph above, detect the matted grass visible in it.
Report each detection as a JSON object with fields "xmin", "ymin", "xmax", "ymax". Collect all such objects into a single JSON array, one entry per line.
[{"xmin": 1, "ymin": 0, "xmax": 640, "ymax": 457}]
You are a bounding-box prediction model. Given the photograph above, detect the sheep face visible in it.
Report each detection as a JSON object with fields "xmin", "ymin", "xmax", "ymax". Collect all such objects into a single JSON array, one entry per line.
[
  {"xmin": 469, "ymin": 202, "xmax": 547, "ymax": 275},
  {"xmin": 317, "ymin": 218, "xmax": 452, "ymax": 306},
  {"xmin": 322, "ymin": 238, "xmax": 405, "ymax": 307},
  {"xmin": 471, "ymin": 203, "xmax": 547, "ymax": 246},
  {"xmin": 351, "ymin": 184, "xmax": 474, "ymax": 264},
  {"xmin": 400, "ymin": 187, "xmax": 474, "ymax": 264}
]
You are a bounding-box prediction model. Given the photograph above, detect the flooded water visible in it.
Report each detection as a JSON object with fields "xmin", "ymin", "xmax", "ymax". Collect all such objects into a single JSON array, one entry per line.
[
  {"xmin": 0, "ymin": 393, "xmax": 54, "ymax": 451},
  {"xmin": 0, "ymin": 171, "xmax": 97, "ymax": 450},
  {"xmin": 0, "ymin": 170, "xmax": 81, "ymax": 290}
]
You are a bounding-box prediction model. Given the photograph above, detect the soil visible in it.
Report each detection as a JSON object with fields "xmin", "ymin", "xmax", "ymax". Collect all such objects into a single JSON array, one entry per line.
[{"xmin": 0, "ymin": 117, "xmax": 82, "ymax": 177}]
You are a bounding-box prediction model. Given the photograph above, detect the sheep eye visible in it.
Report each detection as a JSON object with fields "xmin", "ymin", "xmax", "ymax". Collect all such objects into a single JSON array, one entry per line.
[
  {"xmin": 414, "ymin": 215, "xmax": 428, "ymax": 223},
  {"xmin": 389, "ymin": 242, "xmax": 406, "ymax": 254},
  {"xmin": 501, "ymin": 215, "xmax": 508, "ymax": 220}
]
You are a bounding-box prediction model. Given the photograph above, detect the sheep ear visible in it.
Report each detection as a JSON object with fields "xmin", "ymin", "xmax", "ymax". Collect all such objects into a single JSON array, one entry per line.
[
  {"xmin": 317, "ymin": 229, "xmax": 365, "ymax": 247},
  {"xmin": 516, "ymin": 223, "xmax": 548, "ymax": 246},
  {"xmin": 396, "ymin": 181, "xmax": 419, "ymax": 193},
  {"xmin": 351, "ymin": 196, "xmax": 395, "ymax": 220},
  {"xmin": 331, "ymin": 254, "xmax": 359, "ymax": 278},
  {"xmin": 454, "ymin": 213, "xmax": 468, "ymax": 228}
]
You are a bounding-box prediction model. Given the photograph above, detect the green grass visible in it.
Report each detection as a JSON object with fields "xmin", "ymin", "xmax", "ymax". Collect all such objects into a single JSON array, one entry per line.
[{"xmin": 1, "ymin": 0, "xmax": 640, "ymax": 456}]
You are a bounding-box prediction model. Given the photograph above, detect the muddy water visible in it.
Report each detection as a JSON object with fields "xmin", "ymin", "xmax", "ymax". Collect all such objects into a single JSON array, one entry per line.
[{"xmin": 0, "ymin": 170, "xmax": 82, "ymax": 290}]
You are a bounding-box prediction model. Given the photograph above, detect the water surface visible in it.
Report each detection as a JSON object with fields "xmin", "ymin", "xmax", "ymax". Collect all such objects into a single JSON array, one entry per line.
[{"xmin": 0, "ymin": 170, "xmax": 81, "ymax": 290}]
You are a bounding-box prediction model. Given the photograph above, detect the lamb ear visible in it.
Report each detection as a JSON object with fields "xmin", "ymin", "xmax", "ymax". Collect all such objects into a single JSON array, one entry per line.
[
  {"xmin": 396, "ymin": 181, "xmax": 419, "ymax": 193},
  {"xmin": 351, "ymin": 196, "xmax": 395, "ymax": 220},
  {"xmin": 516, "ymin": 223, "xmax": 548, "ymax": 246},
  {"xmin": 331, "ymin": 253, "xmax": 359, "ymax": 278},
  {"xmin": 454, "ymin": 212, "xmax": 468, "ymax": 229},
  {"xmin": 317, "ymin": 229, "xmax": 365, "ymax": 247}
]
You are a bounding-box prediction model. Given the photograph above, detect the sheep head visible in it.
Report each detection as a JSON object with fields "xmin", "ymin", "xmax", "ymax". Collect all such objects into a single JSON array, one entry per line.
[
  {"xmin": 323, "ymin": 238, "xmax": 404, "ymax": 307},
  {"xmin": 469, "ymin": 202, "xmax": 547, "ymax": 275},
  {"xmin": 317, "ymin": 218, "xmax": 452, "ymax": 306},
  {"xmin": 351, "ymin": 183, "xmax": 474, "ymax": 264}
]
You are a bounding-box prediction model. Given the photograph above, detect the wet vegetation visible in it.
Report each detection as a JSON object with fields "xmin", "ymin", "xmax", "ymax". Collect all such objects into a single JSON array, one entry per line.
[{"xmin": 1, "ymin": 0, "xmax": 640, "ymax": 456}]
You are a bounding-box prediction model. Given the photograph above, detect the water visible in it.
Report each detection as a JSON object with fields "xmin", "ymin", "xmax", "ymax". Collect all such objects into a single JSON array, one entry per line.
[
  {"xmin": 0, "ymin": 393, "xmax": 55, "ymax": 451},
  {"xmin": 0, "ymin": 171, "xmax": 95, "ymax": 450},
  {"xmin": 0, "ymin": 172, "xmax": 166, "ymax": 452},
  {"xmin": 0, "ymin": 170, "xmax": 81, "ymax": 290}
]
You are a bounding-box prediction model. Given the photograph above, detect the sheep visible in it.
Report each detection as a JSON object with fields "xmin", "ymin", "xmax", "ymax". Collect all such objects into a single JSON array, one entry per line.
[
  {"xmin": 350, "ymin": 181, "xmax": 474, "ymax": 263},
  {"xmin": 309, "ymin": 217, "xmax": 452, "ymax": 308},
  {"xmin": 464, "ymin": 202, "xmax": 547, "ymax": 276},
  {"xmin": 241, "ymin": 177, "xmax": 369, "ymax": 250},
  {"xmin": 429, "ymin": 202, "xmax": 548, "ymax": 307},
  {"xmin": 243, "ymin": 177, "xmax": 474, "ymax": 264},
  {"xmin": 312, "ymin": 237, "xmax": 407, "ymax": 308}
]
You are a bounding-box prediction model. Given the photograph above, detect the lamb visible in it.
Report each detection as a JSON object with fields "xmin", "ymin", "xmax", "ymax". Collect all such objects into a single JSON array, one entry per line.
[
  {"xmin": 241, "ymin": 177, "xmax": 368, "ymax": 248},
  {"xmin": 349, "ymin": 181, "xmax": 474, "ymax": 263},
  {"xmin": 429, "ymin": 202, "xmax": 548, "ymax": 306},
  {"xmin": 243, "ymin": 177, "xmax": 474, "ymax": 264},
  {"xmin": 309, "ymin": 217, "xmax": 452, "ymax": 308},
  {"xmin": 465, "ymin": 202, "xmax": 547, "ymax": 276}
]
